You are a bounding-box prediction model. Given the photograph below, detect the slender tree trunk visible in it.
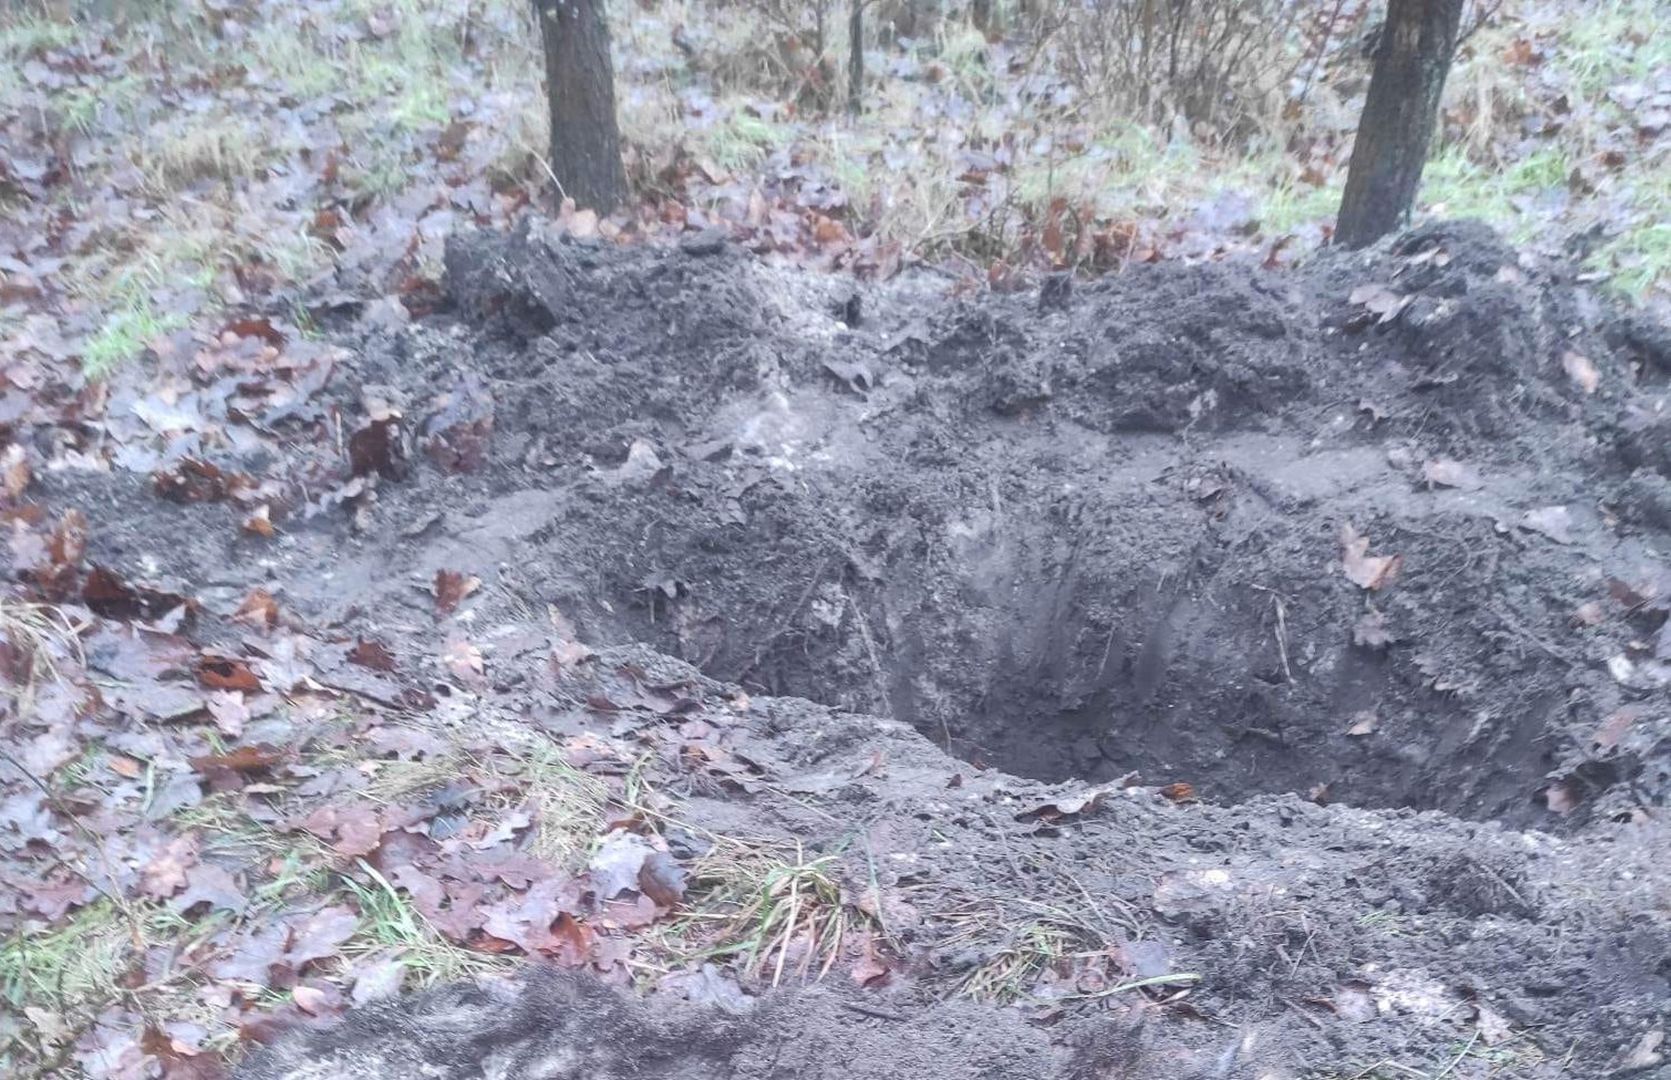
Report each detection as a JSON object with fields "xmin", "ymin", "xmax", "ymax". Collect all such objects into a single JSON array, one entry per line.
[
  {"xmin": 848, "ymin": 0, "xmax": 864, "ymax": 115},
  {"xmin": 1334, "ymin": 0, "xmax": 1463, "ymax": 249},
  {"xmin": 534, "ymin": 0, "xmax": 628, "ymax": 213},
  {"xmin": 971, "ymin": 0, "xmax": 991, "ymax": 32}
]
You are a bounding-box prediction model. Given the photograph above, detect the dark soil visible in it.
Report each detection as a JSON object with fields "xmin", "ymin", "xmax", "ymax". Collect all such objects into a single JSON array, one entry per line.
[
  {"xmin": 231, "ymin": 645, "xmax": 1669, "ymax": 1079},
  {"xmin": 40, "ymin": 219, "xmax": 1671, "ymax": 1077},
  {"xmin": 64, "ymin": 218, "xmax": 1671, "ymax": 824},
  {"xmin": 238, "ymin": 965, "xmax": 1076, "ymax": 1080}
]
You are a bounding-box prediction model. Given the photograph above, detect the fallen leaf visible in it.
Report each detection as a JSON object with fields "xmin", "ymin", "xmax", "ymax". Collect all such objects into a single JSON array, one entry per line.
[
  {"xmin": 544, "ymin": 912, "xmax": 595, "ymax": 966},
  {"xmin": 1571, "ymin": 601, "xmax": 1605, "ymax": 627},
  {"xmin": 198, "ymin": 655, "xmax": 263, "ymax": 692},
  {"xmin": 1348, "ymin": 283, "xmax": 1410, "ymax": 323},
  {"xmin": 349, "ymin": 959, "xmax": 407, "ymax": 1004},
  {"xmin": 1016, "ymin": 784, "xmax": 1112, "ymax": 822},
  {"xmin": 52, "ymin": 511, "xmax": 88, "ymax": 569},
  {"xmin": 140, "ymin": 835, "xmax": 199, "ymax": 899},
  {"xmin": 1519, "ymin": 505, "xmax": 1573, "ymax": 544},
  {"xmin": 1422, "ymin": 458, "xmax": 1481, "ymax": 490},
  {"xmin": 1339, "ymin": 523, "xmax": 1403, "ymax": 590},
  {"xmin": 206, "ymin": 691, "xmax": 250, "ymax": 737},
  {"xmin": 422, "ymin": 376, "xmax": 495, "ymax": 473},
  {"xmin": 349, "ymin": 417, "xmax": 405, "ymax": 478},
  {"xmin": 348, "ymin": 639, "xmax": 397, "ymax": 671},
  {"xmin": 209, "ymin": 922, "xmax": 290, "ymax": 985},
  {"xmin": 589, "ymin": 831, "xmax": 656, "ymax": 898},
  {"xmin": 82, "ymin": 564, "xmax": 193, "ymax": 623},
  {"xmin": 171, "ymin": 864, "xmax": 247, "ymax": 915},
  {"xmin": 480, "ymin": 878, "xmax": 583, "ymax": 955},
  {"xmin": 1561, "ymin": 350, "xmax": 1599, "ymax": 394},
  {"xmin": 468, "ymin": 808, "xmax": 530, "ymax": 851},
  {"xmin": 1, "ymin": 444, "xmax": 29, "ymax": 500},
  {"xmin": 1544, "ymin": 781, "xmax": 1579, "ymax": 815},
  {"xmin": 251, "ymin": 634, "xmax": 313, "ymax": 692},
  {"xmin": 244, "ymin": 504, "xmax": 276, "ymax": 538},
  {"xmin": 234, "ymin": 589, "xmax": 279, "ymax": 629},
  {"xmin": 1114, "ymin": 938, "xmax": 1172, "ymax": 980},
  {"xmin": 297, "ymin": 802, "xmax": 385, "ymax": 858},
  {"xmin": 434, "ymin": 569, "xmax": 480, "ymax": 616},
  {"xmin": 291, "ymin": 985, "xmax": 331, "ymax": 1016},
  {"xmin": 1592, "ymin": 708, "xmax": 1639, "ymax": 750},
  {"xmin": 658, "ymin": 964, "xmax": 753, "ymax": 1013},
  {"xmin": 190, "ymin": 745, "xmax": 284, "ymax": 775},
  {"xmin": 1332, "ymin": 982, "xmax": 1377, "ymax": 1023},
  {"xmin": 442, "ymin": 639, "xmax": 485, "ymax": 686},
  {"xmin": 550, "ymin": 637, "xmax": 593, "ymax": 670},
  {"xmin": 639, "ymin": 850, "xmax": 687, "ymax": 907},
  {"xmin": 851, "ymin": 931, "xmax": 890, "ymax": 987},
  {"xmin": 1157, "ymin": 782, "xmax": 1195, "ymax": 803},
  {"xmin": 1346, "ymin": 711, "xmax": 1379, "ymax": 736},
  {"xmin": 284, "ymin": 906, "xmax": 360, "ymax": 971},
  {"xmin": 1353, "ymin": 609, "xmax": 1394, "ymax": 647}
]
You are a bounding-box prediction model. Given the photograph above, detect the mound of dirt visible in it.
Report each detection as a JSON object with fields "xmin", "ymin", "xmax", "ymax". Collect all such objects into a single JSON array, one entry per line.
[
  {"xmin": 73, "ymin": 217, "xmax": 1670, "ymax": 824},
  {"xmin": 434, "ymin": 218, "xmax": 1669, "ymax": 826},
  {"xmin": 33, "ymin": 217, "xmax": 1671, "ymax": 1076},
  {"xmin": 225, "ymin": 644, "xmax": 1670, "ymax": 1079},
  {"xmin": 237, "ymin": 965, "xmax": 1079, "ymax": 1080}
]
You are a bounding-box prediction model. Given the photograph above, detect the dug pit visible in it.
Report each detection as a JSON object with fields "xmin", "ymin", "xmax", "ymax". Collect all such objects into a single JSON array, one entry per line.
[
  {"xmin": 25, "ymin": 217, "xmax": 1671, "ymax": 1080},
  {"xmin": 59, "ymin": 220, "xmax": 1671, "ymax": 827},
  {"xmin": 418, "ymin": 221, "xmax": 1667, "ymax": 827}
]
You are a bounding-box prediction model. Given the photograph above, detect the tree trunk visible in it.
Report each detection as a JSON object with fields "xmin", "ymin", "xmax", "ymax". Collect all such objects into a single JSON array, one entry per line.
[
  {"xmin": 1334, "ymin": 0, "xmax": 1463, "ymax": 249},
  {"xmin": 848, "ymin": 0, "xmax": 864, "ymax": 116},
  {"xmin": 971, "ymin": 0, "xmax": 991, "ymax": 32},
  {"xmin": 534, "ymin": 0, "xmax": 628, "ymax": 214}
]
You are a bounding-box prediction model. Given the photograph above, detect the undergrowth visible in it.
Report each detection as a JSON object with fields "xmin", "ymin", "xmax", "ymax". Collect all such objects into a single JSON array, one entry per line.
[{"xmin": 2, "ymin": 0, "xmax": 1664, "ymax": 390}]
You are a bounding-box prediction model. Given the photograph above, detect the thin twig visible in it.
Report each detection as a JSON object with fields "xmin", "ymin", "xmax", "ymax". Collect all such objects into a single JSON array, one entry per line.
[
  {"xmin": 846, "ymin": 593, "xmax": 893, "ymax": 720},
  {"xmin": 841, "ymin": 1001, "xmax": 909, "ymax": 1021},
  {"xmin": 1062, "ymin": 972, "xmax": 1202, "ymax": 1000},
  {"xmin": 0, "ymin": 748, "xmax": 146, "ymax": 951},
  {"xmin": 1456, "ymin": 0, "xmax": 1505, "ymax": 50},
  {"xmin": 1431, "ymin": 1028, "xmax": 1482, "ymax": 1080}
]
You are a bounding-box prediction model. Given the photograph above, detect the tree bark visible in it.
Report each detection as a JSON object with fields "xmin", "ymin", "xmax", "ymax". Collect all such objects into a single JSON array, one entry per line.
[
  {"xmin": 848, "ymin": 0, "xmax": 864, "ymax": 116},
  {"xmin": 535, "ymin": 0, "xmax": 628, "ymax": 214},
  {"xmin": 1334, "ymin": 0, "xmax": 1463, "ymax": 249}
]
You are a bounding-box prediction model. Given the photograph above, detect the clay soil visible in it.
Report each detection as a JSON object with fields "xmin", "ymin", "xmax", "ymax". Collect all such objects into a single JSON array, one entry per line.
[{"xmin": 24, "ymin": 221, "xmax": 1671, "ymax": 1077}]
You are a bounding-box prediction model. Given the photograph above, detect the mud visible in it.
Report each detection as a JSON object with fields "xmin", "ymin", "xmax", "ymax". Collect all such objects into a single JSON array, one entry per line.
[
  {"xmin": 64, "ymin": 218, "xmax": 1671, "ymax": 824},
  {"xmin": 38, "ymin": 218, "xmax": 1671, "ymax": 1076},
  {"xmin": 238, "ymin": 965, "xmax": 1083, "ymax": 1080},
  {"xmin": 228, "ymin": 644, "xmax": 1671, "ymax": 1079}
]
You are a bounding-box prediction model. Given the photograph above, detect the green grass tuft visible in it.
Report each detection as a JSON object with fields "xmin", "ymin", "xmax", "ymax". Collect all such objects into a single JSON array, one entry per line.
[{"xmin": 80, "ymin": 304, "xmax": 185, "ymax": 378}]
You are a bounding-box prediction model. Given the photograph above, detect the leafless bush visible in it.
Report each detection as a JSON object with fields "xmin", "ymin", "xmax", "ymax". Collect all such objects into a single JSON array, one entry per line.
[
  {"xmin": 1027, "ymin": 0, "xmax": 1306, "ymax": 140},
  {"xmin": 729, "ymin": 0, "xmax": 846, "ymax": 109}
]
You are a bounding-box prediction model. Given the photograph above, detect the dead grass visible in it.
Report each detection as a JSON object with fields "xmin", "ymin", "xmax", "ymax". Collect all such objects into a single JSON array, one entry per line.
[
  {"xmin": 136, "ymin": 115, "xmax": 274, "ymax": 191},
  {"xmin": 936, "ymin": 895, "xmax": 1188, "ymax": 1005},
  {"xmin": 339, "ymin": 861, "xmax": 513, "ymax": 986},
  {"xmin": 641, "ymin": 834, "xmax": 876, "ymax": 986},
  {"xmin": 0, "ymin": 598, "xmax": 83, "ymax": 717}
]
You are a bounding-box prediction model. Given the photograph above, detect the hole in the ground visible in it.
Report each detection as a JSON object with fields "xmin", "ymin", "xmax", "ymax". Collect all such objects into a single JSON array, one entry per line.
[
  {"xmin": 723, "ymin": 558, "xmax": 1556, "ymax": 827},
  {"xmin": 422, "ymin": 224, "xmax": 1630, "ymax": 831}
]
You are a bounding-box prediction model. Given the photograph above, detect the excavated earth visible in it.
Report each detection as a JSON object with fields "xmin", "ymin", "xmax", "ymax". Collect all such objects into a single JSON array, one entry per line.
[{"xmin": 41, "ymin": 219, "xmax": 1671, "ymax": 1076}]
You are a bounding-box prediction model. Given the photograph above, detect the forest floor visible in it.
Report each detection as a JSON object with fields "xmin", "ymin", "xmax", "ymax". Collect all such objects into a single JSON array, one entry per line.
[{"xmin": 2, "ymin": 1, "xmax": 1670, "ymax": 1079}]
